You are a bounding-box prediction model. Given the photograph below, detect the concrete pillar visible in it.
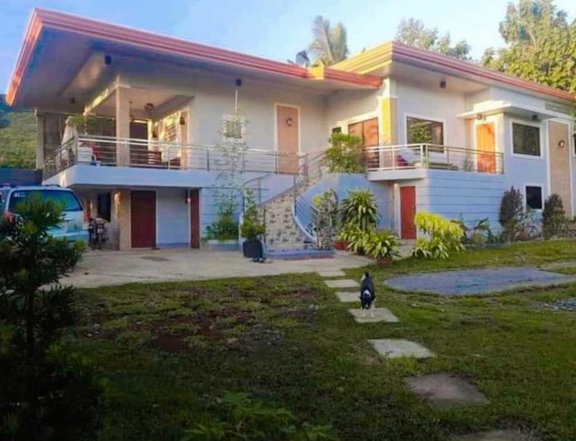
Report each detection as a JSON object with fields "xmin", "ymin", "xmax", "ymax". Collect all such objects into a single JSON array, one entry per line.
[
  {"xmin": 35, "ymin": 112, "xmax": 45, "ymax": 170},
  {"xmin": 115, "ymin": 86, "xmax": 130, "ymax": 166},
  {"xmin": 112, "ymin": 189, "xmax": 131, "ymax": 250}
]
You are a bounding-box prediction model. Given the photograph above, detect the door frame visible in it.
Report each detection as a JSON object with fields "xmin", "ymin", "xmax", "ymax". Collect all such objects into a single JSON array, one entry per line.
[
  {"xmin": 274, "ymin": 103, "xmax": 301, "ymax": 154},
  {"xmin": 397, "ymin": 185, "xmax": 417, "ymax": 240},
  {"xmin": 130, "ymin": 189, "xmax": 157, "ymax": 249}
]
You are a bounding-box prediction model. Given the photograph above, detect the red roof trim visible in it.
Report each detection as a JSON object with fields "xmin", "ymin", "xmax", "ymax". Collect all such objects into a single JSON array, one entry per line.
[
  {"xmin": 392, "ymin": 42, "xmax": 573, "ymax": 102},
  {"xmin": 7, "ymin": 8, "xmax": 379, "ymax": 105}
]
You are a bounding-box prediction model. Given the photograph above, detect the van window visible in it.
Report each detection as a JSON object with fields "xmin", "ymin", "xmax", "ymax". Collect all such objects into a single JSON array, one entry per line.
[{"xmin": 9, "ymin": 190, "xmax": 82, "ymax": 213}]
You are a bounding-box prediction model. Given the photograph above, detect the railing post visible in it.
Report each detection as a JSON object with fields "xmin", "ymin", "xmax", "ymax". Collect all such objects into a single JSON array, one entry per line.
[
  {"xmin": 446, "ymin": 145, "xmax": 450, "ymax": 167},
  {"xmin": 206, "ymin": 149, "xmax": 210, "ymax": 171}
]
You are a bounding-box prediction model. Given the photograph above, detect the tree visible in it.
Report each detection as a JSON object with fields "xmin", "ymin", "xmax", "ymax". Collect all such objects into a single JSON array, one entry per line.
[
  {"xmin": 482, "ymin": 0, "xmax": 576, "ymax": 94},
  {"xmin": 0, "ymin": 94, "xmax": 36, "ymax": 169},
  {"xmin": 395, "ymin": 18, "xmax": 471, "ymax": 60},
  {"xmin": 295, "ymin": 16, "xmax": 349, "ymax": 67},
  {"xmin": 0, "ymin": 196, "xmax": 101, "ymax": 440},
  {"xmin": 542, "ymin": 193, "xmax": 569, "ymax": 239}
]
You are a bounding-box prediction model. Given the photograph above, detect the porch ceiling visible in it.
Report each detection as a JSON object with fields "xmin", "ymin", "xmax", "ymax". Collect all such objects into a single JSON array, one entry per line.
[{"xmin": 8, "ymin": 9, "xmax": 380, "ymax": 112}]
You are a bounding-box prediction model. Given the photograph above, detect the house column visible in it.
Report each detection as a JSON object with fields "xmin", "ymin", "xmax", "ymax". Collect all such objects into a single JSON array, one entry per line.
[
  {"xmin": 35, "ymin": 112, "xmax": 45, "ymax": 170},
  {"xmin": 115, "ymin": 83, "xmax": 130, "ymax": 166},
  {"xmin": 379, "ymin": 78, "xmax": 398, "ymax": 145},
  {"xmin": 112, "ymin": 189, "xmax": 131, "ymax": 250}
]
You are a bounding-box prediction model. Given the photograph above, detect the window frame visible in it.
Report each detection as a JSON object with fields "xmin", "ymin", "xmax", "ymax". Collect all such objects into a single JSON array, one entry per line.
[
  {"xmin": 524, "ymin": 185, "xmax": 544, "ymax": 211},
  {"xmin": 510, "ymin": 119, "xmax": 543, "ymax": 159},
  {"xmin": 405, "ymin": 114, "xmax": 446, "ymax": 154}
]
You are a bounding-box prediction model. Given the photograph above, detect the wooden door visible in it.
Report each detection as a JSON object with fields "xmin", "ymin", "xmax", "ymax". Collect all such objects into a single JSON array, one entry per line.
[
  {"xmin": 189, "ymin": 189, "xmax": 200, "ymax": 248},
  {"xmin": 475, "ymin": 123, "xmax": 495, "ymax": 173},
  {"xmin": 348, "ymin": 118, "xmax": 379, "ymax": 167},
  {"xmin": 131, "ymin": 191, "xmax": 156, "ymax": 248},
  {"xmin": 400, "ymin": 186, "xmax": 416, "ymax": 239},
  {"xmin": 276, "ymin": 105, "xmax": 299, "ymax": 174}
]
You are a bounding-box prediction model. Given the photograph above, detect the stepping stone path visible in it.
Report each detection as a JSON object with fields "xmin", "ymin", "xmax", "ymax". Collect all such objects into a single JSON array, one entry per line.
[
  {"xmin": 324, "ymin": 279, "xmax": 359, "ymax": 289},
  {"xmin": 451, "ymin": 430, "xmax": 537, "ymax": 441},
  {"xmin": 406, "ymin": 373, "xmax": 489, "ymax": 409},
  {"xmin": 368, "ymin": 339, "xmax": 434, "ymax": 359},
  {"xmin": 335, "ymin": 291, "xmax": 358, "ymax": 303},
  {"xmin": 317, "ymin": 267, "xmax": 519, "ymax": 440},
  {"xmin": 348, "ymin": 307, "xmax": 399, "ymax": 323},
  {"xmin": 316, "ymin": 269, "xmax": 346, "ymax": 278}
]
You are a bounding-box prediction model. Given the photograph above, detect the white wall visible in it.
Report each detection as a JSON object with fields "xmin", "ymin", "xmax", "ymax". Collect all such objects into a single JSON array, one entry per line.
[
  {"xmin": 325, "ymin": 89, "xmax": 382, "ymax": 131},
  {"xmin": 156, "ymin": 188, "xmax": 189, "ymax": 246},
  {"xmin": 396, "ymin": 81, "xmax": 468, "ymax": 147}
]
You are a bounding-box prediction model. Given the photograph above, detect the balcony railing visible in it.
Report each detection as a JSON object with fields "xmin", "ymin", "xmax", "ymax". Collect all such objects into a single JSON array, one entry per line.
[
  {"xmin": 44, "ymin": 135, "xmax": 307, "ymax": 178},
  {"xmin": 365, "ymin": 144, "xmax": 504, "ymax": 175}
]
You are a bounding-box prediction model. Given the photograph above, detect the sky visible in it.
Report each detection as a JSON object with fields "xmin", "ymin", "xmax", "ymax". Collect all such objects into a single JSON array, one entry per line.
[{"xmin": 0, "ymin": 0, "xmax": 574, "ymax": 93}]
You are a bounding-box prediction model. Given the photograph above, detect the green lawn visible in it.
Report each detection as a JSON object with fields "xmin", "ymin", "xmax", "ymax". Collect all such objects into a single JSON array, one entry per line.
[{"xmin": 72, "ymin": 240, "xmax": 576, "ymax": 441}]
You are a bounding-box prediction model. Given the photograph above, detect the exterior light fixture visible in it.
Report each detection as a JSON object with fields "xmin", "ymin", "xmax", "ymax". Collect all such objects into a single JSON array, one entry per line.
[
  {"xmin": 286, "ymin": 117, "xmax": 294, "ymax": 127},
  {"xmin": 144, "ymin": 102, "xmax": 154, "ymax": 112},
  {"xmin": 440, "ymin": 79, "xmax": 447, "ymax": 89},
  {"xmin": 476, "ymin": 113, "xmax": 484, "ymax": 121},
  {"xmin": 531, "ymin": 114, "xmax": 539, "ymax": 121},
  {"xmin": 179, "ymin": 115, "xmax": 186, "ymax": 125},
  {"xmin": 558, "ymin": 139, "xmax": 566, "ymax": 148}
]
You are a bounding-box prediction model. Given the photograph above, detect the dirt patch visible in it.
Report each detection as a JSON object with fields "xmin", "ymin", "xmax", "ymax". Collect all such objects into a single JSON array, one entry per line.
[{"xmin": 156, "ymin": 332, "xmax": 187, "ymax": 353}]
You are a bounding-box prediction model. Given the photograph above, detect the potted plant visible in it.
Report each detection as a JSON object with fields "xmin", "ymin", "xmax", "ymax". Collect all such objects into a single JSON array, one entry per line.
[{"xmin": 240, "ymin": 190, "xmax": 265, "ymax": 258}]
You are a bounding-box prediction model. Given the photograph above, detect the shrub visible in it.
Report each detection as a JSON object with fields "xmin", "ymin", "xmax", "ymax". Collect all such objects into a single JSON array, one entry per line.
[
  {"xmin": 312, "ymin": 190, "xmax": 339, "ymax": 249},
  {"xmin": 542, "ymin": 194, "xmax": 569, "ymax": 239},
  {"xmin": 325, "ymin": 133, "xmax": 365, "ymax": 173},
  {"xmin": 206, "ymin": 204, "xmax": 239, "ymax": 241},
  {"xmin": 181, "ymin": 392, "xmax": 337, "ymax": 441},
  {"xmin": 339, "ymin": 189, "xmax": 379, "ymax": 231},
  {"xmin": 499, "ymin": 186, "xmax": 524, "ymax": 242},
  {"xmin": 240, "ymin": 189, "xmax": 265, "ymax": 241},
  {"xmin": 411, "ymin": 212, "xmax": 464, "ymax": 259},
  {"xmin": 0, "ymin": 196, "xmax": 102, "ymax": 440},
  {"xmin": 338, "ymin": 224, "xmax": 367, "ymax": 254},
  {"xmin": 362, "ymin": 229, "xmax": 400, "ymax": 260}
]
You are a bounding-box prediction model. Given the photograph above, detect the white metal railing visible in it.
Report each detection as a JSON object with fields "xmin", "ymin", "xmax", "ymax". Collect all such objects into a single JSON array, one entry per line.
[
  {"xmin": 365, "ymin": 144, "xmax": 504, "ymax": 174},
  {"xmin": 43, "ymin": 135, "xmax": 307, "ymax": 178}
]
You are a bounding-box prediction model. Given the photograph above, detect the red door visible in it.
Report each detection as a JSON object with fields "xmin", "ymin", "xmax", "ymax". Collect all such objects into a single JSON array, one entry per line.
[
  {"xmin": 131, "ymin": 191, "xmax": 156, "ymax": 248},
  {"xmin": 189, "ymin": 189, "xmax": 200, "ymax": 248},
  {"xmin": 400, "ymin": 186, "xmax": 416, "ymax": 239}
]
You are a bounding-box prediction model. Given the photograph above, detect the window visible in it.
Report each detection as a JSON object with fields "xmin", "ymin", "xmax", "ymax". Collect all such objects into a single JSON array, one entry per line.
[
  {"xmin": 406, "ymin": 117, "xmax": 444, "ymax": 152},
  {"xmin": 513, "ymin": 123, "xmax": 540, "ymax": 156},
  {"xmin": 222, "ymin": 114, "xmax": 245, "ymax": 140},
  {"xmin": 347, "ymin": 118, "xmax": 379, "ymax": 146},
  {"xmin": 525, "ymin": 186, "xmax": 543, "ymax": 210},
  {"xmin": 9, "ymin": 190, "xmax": 82, "ymax": 213}
]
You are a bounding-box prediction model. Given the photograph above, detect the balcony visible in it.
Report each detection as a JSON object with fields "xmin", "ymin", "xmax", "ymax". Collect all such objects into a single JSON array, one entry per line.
[
  {"xmin": 44, "ymin": 135, "xmax": 305, "ymax": 179},
  {"xmin": 365, "ymin": 144, "xmax": 503, "ymax": 180}
]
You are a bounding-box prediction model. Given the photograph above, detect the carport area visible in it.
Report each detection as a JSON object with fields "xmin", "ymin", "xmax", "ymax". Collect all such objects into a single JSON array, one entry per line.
[{"xmin": 66, "ymin": 249, "xmax": 371, "ymax": 288}]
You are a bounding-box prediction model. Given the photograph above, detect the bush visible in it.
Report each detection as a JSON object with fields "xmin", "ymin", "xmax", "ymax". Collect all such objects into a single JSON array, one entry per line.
[
  {"xmin": 362, "ymin": 229, "xmax": 400, "ymax": 260},
  {"xmin": 542, "ymin": 194, "xmax": 569, "ymax": 239},
  {"xmin": 412, "ymin": 212, "xmax": 464, "ymax": 259},
  {"xmin": 206, "ymin": 204, "xmax": 239, "ymax": 241},
  {"xmin": 240, "ymin": 190, "xmax": 265, "ymax": 241},
  {"xmin": 0, "ymin": 196, "xmax": 102, "ymax": 440},
  {"xmin": 339, "ymin": 190, "xmax": 379, "ymax": 231},
  {"xmin": 325, "ymin": 133, "xmax": 365, "ymax": 173},
  {"xmin": 181, "ymin": 392, "xmax": 337, "ymax": 441},
  {"xmin": 499, "ymin": 186, "xmax": 525, "ymax": 242}
]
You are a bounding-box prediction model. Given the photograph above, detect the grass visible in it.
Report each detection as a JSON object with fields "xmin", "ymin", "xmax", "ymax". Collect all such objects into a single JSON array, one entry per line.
[{"xmin": 70, "ymin": 240, "xmax": 576, "ymax": 441}]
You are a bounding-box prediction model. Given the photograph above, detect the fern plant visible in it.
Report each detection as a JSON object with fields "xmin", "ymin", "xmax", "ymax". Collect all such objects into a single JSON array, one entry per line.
[
  {"xmin": 339, "ymin": 190, "xmax": 379, "ymax": 231},
  {"xmin": 411, "ymin": 212, "xmax": 464, "ymax": 259}
]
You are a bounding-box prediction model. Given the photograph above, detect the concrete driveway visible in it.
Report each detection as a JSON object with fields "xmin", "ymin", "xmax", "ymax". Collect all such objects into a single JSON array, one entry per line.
[{"xmin": 65, "ymin": 249, "xmax": 372, "ymax": 288}]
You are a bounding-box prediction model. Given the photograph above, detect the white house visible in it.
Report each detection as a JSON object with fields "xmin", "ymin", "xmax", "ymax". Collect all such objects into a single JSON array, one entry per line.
[{"xmin": 7, "ymin": 9, "xmax": 575, "ymax": 250}]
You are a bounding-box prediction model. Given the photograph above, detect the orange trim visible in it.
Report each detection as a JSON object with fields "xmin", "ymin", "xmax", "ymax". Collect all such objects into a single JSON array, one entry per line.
[
  {"xmin": 7, "ymin": 8, "xmax": 380, "ymax": 106},
  {"xmin": 333, "ymin": 41, "xmax": 574, "ymax": 103}
]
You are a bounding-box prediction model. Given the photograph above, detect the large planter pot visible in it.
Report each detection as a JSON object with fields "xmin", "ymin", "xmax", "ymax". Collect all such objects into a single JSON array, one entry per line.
[
  {"xmin": 206, "ymin": 239, "xmax": 239, "ymax": 252},
  {"xmin": 376, "ymin": 257, "xmax": 393, "ymax": 266},
  {"xmin": 333, "ymin": 240, "xmax": 347, "ymax": 251},
  {"xmin": 242, "ymin": 239, "xmax": 263, "ymax": 258}
]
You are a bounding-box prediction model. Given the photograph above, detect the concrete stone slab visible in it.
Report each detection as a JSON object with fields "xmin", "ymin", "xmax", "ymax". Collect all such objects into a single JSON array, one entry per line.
[
  {"xmin": 368, "ymin": 339, "xmax": 434, "ymax": 359},
  {"xmin": 348, "ymin": 308, "xmax": 399, "ymax": 323},
  {"xmin": 324, "ymin": 279, "xmax": 359, "ymax": 289},
  {"xmin": 317, "ymin": 269, "xmax": 346, "ymax": 278},
  {"xmin": 406, "ymin": 373, "xmax": 488, "ymax": 408},
  {"xmin": 386, "ymin": 267, "xmax": 576, "ymax": 296},
  {"xmin": 451, "ymin": 430, "xmax": 537, "ymax": 441},
  {"xmin": 335, "ymin": 292, "xmax": 358, "ymax": 303}
]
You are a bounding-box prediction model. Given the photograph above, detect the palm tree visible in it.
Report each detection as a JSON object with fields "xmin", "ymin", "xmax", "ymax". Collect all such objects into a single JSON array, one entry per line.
[{"xmin": 295, "ymin": 16, "xmax": 349, "ymax": 67}]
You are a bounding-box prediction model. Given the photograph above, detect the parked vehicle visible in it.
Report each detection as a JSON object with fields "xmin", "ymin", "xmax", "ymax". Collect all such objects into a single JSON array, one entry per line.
[{"xmin": 0, "ymin": 185, "xmax": 89, "ymax": 244}]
